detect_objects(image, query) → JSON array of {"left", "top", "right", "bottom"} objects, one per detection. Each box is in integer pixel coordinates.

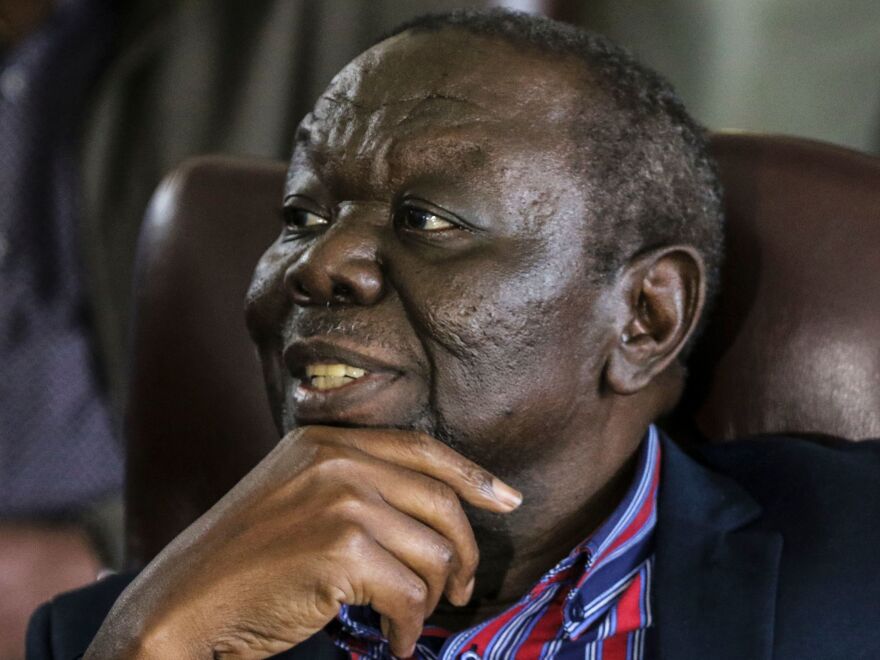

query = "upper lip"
[{"left": 283, "top": 338, "right": 403, "bottom": 381}]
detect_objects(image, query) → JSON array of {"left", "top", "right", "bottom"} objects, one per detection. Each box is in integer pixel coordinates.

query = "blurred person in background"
[{"left": 0, "top": 1, "right": 490, "bottom": 657}]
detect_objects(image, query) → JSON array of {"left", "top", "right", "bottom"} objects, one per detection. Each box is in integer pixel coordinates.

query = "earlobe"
[{"left": 605, "top": 246, "right": 705, "bottom": 395}]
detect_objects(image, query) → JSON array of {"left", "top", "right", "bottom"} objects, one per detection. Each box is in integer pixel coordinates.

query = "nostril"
[
  {"left": 331, "top": 282, "right": 353, "bottom": 303},
  {"left": 291, "top": 279, "right": 311, "bottom": 303}
]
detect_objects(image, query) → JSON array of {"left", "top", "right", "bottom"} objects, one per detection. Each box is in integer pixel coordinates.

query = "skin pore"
[{"left": 85, "top": 27, "right": 705, "bottom": 660}]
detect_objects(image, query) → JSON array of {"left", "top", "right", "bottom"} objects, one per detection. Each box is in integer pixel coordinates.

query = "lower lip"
[{"left": 291, "top": 371, "right": 407, "bottom": 424}]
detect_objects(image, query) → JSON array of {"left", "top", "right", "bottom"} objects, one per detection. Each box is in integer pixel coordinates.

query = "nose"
[{"left": 283, "top": 221, "right": 384, "bottom": 307}]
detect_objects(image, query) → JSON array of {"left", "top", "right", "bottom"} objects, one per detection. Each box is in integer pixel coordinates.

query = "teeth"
[
  {"left": 311, "top": 375, "right": 351, "bottom": 390},
  {"left": 305, "top": 363, "right": 368, "bottom": 390},
  {"left": 305, "top": 363, "right": 367, "bottom": 378}
]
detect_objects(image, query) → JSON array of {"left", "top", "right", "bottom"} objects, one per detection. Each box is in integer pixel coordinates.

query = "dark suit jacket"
[{"left": 27, "top": 435, "right": 880, "bottom": 659}]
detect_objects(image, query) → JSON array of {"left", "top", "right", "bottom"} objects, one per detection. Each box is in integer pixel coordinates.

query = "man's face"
[{"left": 246, "top": 30, "right": 617, "bottom": 481}]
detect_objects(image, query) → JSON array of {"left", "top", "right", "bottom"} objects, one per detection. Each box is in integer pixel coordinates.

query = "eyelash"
[
  {"left": 394, "top": 205, "right": 459, "bottom": 233},
  {"left": 280, "top": 206, "right": 327, "bottom": 239},
  {"left": 279, "top": 202, "right": 467, "bottom": 238}
]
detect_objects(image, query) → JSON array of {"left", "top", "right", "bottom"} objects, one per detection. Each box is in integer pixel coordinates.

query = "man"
[{"left": 27, "top": 9, "right": 880, "bottom": 660}]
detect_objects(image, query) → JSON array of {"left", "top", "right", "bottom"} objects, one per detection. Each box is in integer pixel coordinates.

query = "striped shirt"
[{"left": 332, "top": 425, "right": 661, "bottom": 659}]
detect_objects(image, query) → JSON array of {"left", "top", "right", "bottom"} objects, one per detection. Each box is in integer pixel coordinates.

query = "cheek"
[
  {"left": 259, "top": 346, "right": 288, "bottom": 431},
  {"left": 392, "top": 246, "right": 605, "bottom": 438},
  {"left": 397, "top": 248, "right": 543, "bottom": 357},
  {"left": 245, "top": 241, "right": 302, "bottom": 343},
  {"left": 398, "top": 235, "right": 589, "bottom": 361}
]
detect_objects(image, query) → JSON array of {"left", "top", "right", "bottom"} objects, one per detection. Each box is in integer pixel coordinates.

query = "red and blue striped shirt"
[{"left": 333, "top": 425, "right": 661, "bottom": 659}]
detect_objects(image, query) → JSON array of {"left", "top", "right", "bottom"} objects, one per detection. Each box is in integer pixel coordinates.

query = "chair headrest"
[{"left": 678, "top": 132, "right": 880, "bottom": 442}]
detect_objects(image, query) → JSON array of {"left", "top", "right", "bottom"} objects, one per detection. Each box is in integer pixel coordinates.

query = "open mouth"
[
  {"left": 303, "top": 363, "right": 369, "bottom": 390},
  {"left": 283, "top": 339, "right": 421, "bottom": 425}
]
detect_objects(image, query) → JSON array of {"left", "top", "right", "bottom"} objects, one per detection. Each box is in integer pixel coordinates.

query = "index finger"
[{"left": 313, "top": 427, "right": 523, "bottom": 512}]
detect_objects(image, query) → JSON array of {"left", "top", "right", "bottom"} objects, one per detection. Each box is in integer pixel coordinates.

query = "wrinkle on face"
[
  {"left": 258, "top": 28, "right": 613, "bottom": 476},
  {"left": 297, "top": 94, "right": 499, "bottom": 199},
  {"left": 318, "top": 91, "right": 498, "bottom": 119},
  {"left": 289, "top": 30, "right": 586, "bottom": 204}
]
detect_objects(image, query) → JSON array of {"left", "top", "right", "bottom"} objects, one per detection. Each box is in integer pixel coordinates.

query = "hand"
[{"left": 86, "top": 426, "right": 522, "bottom": 659}]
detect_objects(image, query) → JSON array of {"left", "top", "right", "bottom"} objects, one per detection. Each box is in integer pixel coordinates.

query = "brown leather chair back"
[
  {"left": 124, "top": 135, "right": 880, "bottom": 566},
  {"left": 679, "top": 134, "right": 880, "bottom": 442},
  {"left": 125, "top": 156, "right": 284, "bottom": 565}
]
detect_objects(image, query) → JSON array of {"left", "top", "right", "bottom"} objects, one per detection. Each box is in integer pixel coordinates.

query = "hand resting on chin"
[{"left": 84, "top": 426, "right": 522, "bottom": 659}]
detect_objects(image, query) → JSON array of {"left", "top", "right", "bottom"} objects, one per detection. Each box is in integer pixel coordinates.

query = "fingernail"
[{"left": 492, "top": 478, "right": 522, "bottom": 509}]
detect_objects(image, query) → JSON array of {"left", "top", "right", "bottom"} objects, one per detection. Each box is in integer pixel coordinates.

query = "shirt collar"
[{"left": 561, "top": 423, "right": 661, "bottom": 635}]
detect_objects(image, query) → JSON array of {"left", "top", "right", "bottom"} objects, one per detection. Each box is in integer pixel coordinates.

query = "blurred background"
[{"left": 1, "top": 0, "right": 878, "bottom": 657}]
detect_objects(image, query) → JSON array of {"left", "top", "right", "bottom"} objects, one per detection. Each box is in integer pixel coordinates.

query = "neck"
[
  {"left": 428, "top": 372, "right": 676, "bottom": 631},
  {"left": 429, "top": 424, "right": 644, "bottom": 631}
]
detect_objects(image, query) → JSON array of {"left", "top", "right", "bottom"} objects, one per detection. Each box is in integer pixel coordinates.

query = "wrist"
[
  {"left": 137, "top": 620, "right": 210, "bottom": 660},
  {"left": 84, "top": 604, "right": 210, "bottom": 660}
]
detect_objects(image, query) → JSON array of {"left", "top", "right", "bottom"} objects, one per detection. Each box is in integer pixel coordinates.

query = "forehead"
[
  {"left": 325, "top": 29, "right": 586, "bottom": 117},
  {"left": 290, "top": 30, "right": 593, "bottom": 193}
]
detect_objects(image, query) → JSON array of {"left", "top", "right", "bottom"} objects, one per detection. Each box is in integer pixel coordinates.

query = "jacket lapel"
[{"left": 655, "top": 436, "right": 783, "bottom": 660}]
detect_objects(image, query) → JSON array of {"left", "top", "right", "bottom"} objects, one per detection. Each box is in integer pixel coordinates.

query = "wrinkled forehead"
[
  {"left": 323, "top": 30, "right": 584, "bottom": 119},
  {"left": 291, "top": 29, "right": 593, "bottom": 189}
]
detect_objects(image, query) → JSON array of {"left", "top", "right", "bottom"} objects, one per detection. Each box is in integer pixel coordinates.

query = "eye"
[
  {"left": 281, "top": 206, "right": 328, "bottom": 233},
  {"left": 396, "top": 206, "right": 457, "bottom": 232}
]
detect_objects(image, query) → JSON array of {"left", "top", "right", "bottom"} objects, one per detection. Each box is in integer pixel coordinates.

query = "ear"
[{"left": 604, "top": 246, "right": 706, "bottom": 395}]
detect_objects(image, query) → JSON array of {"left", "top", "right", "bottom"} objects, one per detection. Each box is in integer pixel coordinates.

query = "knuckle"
[
  {"left": 312, "top": 440, "right": 344, "bottom": 463},
  {"left": 462, "top": 544, "right": 480, "bottom": 574},
  {"left": 312, "top": 446, "right": 357, "bottom": 476},
  {"left": 429, "top": 480, "right": 459, "bottom": 513},
  {"left": 327, "top": 489, "right": 367, "bottom": 521},
  {"left": 315, "top": 581, "right": 349, "bottom": 617},
  {"left": 400, "top": 578, "right": 429, "bottom": 608},
  {"left": 464, "top": 464, "right": 494, "bottom": 494},
  {"left": 401, "top": 431, "right": 432, "bottom": 460},
  {"left": 432, "top": 539, "right": 455, "bottom": 567},
  {"left": 334, "top": 520, "right": 370, "bottom": 555}
]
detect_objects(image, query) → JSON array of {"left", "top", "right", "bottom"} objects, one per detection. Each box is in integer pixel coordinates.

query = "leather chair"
[
  {"left": 125, "top": 156, "right": 283, "bottom": 566},
  {"left": 124, "top": 134, "right": 880, "bottom": 566}
]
